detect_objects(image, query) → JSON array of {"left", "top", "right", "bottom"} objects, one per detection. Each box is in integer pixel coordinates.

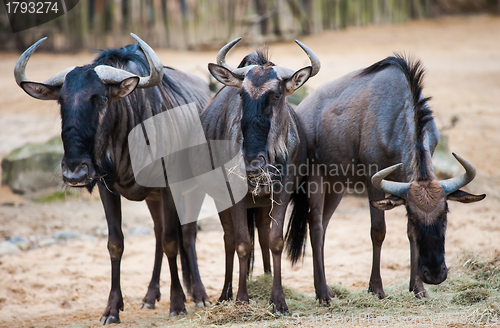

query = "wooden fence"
[{"left": 0, "top": 0, "right": 445, "bottom": 52}]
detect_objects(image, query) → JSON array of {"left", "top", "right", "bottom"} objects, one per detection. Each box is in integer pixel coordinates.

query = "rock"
[
  {"left": 0, "top": 241, "right": 20, "bottom": 256},
  {"left": 39, "top": 238, "right": 57, "bottom": 247},
  {"left": 1, "top": 136, "right": 64, "bottom": 194},
  {"left": 53, "top": 231, "right": 78, "bottom": 240},
  {"left": 432, "top": 134, "right": 461, "bottom": 180},
  {"left": 7, "top": 236, "right": 30, "bottom": 251}
]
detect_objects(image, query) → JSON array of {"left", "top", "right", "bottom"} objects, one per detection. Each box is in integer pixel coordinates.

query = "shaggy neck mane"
[{"left": 359, "top": 53, "right": 434, "bottom": 181}]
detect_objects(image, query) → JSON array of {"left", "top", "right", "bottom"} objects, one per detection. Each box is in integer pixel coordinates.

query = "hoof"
[
  {"left": 140, "top": 303, "right": 154, "bottom": 310},
  {"left": 196, "top": 300, "right": 212, "bottom": 308},
  {"left": 414, "top": 290, "right": 429, "bottom": 299},
  {"left": 100, "top": 315, "right": 120, "bottom": 325},
  {"left": 170, "top": 310, "right": 187, "bottom": 317}
]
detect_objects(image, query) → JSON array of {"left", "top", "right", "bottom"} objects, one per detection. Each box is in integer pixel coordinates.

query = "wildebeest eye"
[{"left": 91, "top": 95, "right": 108, "bottom": 107}]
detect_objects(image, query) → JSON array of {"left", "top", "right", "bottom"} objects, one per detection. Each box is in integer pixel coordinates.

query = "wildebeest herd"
[{"left": 14, "top": 34, "right": 485, "bottom": 324}]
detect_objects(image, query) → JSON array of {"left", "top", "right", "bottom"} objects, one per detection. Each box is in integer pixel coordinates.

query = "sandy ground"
[{"left": 0, "top": 14, "right": 499, "bottom": 327}]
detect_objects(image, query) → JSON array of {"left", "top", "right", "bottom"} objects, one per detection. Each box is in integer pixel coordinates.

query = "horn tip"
[{"left": 130, "top": 33, "right": 140, "bottom": 41}]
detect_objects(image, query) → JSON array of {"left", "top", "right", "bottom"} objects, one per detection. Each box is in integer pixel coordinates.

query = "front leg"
[
  {"left": 269, "top": 193, "right": 291, "bottom": 315},
  {"left": 218, "top": 208, "right": 235, "bottom": 302},
  {"left": 161, "top": 188, "right": 187, "bottom": 316},
  {"left": 367, "top": 183, "right": 386, "bottom": 299},
  {"left": 98, "top": 184, "right": 124, "bottom": 325},
  {"left": 408, "top": 223, "right": 428, "bottom": 298}
]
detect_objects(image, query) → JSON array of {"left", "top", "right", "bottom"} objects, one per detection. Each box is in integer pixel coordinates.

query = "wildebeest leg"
[
  {"left": 231, "top": 200, "right": 251, "bottom": 304},
  {"left": 306, "top": 175, "right": 329, "bottom": 304},
  {"left": 179, "top": 188, "right": 210, "bottom": 307},
  {"left": 98, "top": 184, "right": 124, "bottom": 325},
  {"left": 269, "top": 195, "right": 291, "bottom": 314},
  {"left": 256, "top": 207, "right": 271, "bottom": 274},
  {"left": 408, "top": 224, "right": 428, "bottom": 298},
  {"left": 320, "top": 189, "right": 345, "bottom": 300},
  {"left": 161, "top": 188, "right": 187, "bottom": 316},
  {"left": 218, "top": 208, "right": 235, "bottom": 302},
  {"left": 140, "top": 198, "right": 163, "bottom": 310},
  {"left": 367, "top": 182, "right": 386, "bottom": 299}
]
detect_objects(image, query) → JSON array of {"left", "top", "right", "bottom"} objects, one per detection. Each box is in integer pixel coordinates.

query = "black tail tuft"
[
  {"left": 178, "top": 221, "right": 192, "bottom": 295},
  {"left": 285, "top": 183, "right": 309, "bottom": 265}
]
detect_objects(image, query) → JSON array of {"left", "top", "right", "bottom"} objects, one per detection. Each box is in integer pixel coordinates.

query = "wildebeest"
[
  {"left": 14, "top": 34, "right": 211, "bottom": 323},
  {"left": 194, "top": 37, "right": 320, "bottom": 313},
  {"left": 288, "top": 54, "right": 485, "bottom": 303}
]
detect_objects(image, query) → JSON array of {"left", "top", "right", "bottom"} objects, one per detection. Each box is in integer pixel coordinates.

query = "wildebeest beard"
[{"left": 240, "top": 90, "right": 288, "bottom": 188}]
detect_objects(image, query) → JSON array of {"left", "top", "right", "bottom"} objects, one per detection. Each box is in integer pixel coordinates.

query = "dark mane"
[
  {"left": 237, "top": 46, "right": 274, "bottom": 68},
  {"left": 93, "top": 44, "right": 150, "bottom": 74},
  {"left": 360, "top": 54, "right": 433, "bottom": 179}
]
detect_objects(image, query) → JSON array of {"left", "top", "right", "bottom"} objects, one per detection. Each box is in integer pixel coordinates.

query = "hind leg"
[
  {"left": 367, "top": 182, "right": 387, "bottom": 299},
  {"left": 256, "top": 207, "right": 271, "bottom": 274},
  {"left": 180, "top": 189, "right": 211, "bottom": 307},
  {"left": 140, "top": 197, "right": 164, "bottom": 309},
  {"left": 306, "top": 175, "right": 330, "bottom": 304},
  {"left": 181, "top": 222, "right": 211, "bottom": 307},
  {"left": 320, "top": 189, "right": 345, "bottom": 300},
  {"left": 161, "top": 189, "right": 187, "bottom": 316}
]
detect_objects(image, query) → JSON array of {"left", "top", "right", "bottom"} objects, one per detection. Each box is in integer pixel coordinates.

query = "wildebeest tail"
[
  {"left": 285, "top": 182, "right": 309, "bottom": 265},
  {"left": 178, "top": 220, "right": 192, "bottom": 295}
]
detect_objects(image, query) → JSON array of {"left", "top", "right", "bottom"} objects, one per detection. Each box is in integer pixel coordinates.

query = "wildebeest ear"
[
  {"left": 447, "top": 189, "right": 486, "bottom": 203},
  {"left": 285, "top": 66, "right": 312, "bottom": 96},
  {"left": 371, "top": 195, "right": 405, "bottom": 211},
  {"left": 21, "top": 82, "right": 60, "bottom": 100},
  {"left": 109, "top": 76, "right": 139, "bottom": 102},
  {"left": 208, "top": 63, "right": 243, "bottom": 88}
]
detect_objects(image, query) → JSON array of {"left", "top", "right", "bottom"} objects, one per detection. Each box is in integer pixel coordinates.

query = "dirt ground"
[{"left": 0, "top": 14, "right": 499, "bottom": 328}]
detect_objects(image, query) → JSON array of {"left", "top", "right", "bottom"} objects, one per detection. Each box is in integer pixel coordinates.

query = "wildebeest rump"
[
  {"left": 288, "top": 54, "right": 485, "bottom": 303},
  {"left": 193, "top": 37, "right": 320, "bottom": 313},
  {"left": 14, "top": 34, "right": 211, "bottom": 323}
]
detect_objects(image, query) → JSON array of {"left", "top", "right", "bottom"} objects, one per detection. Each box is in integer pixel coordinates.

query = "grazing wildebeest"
[
  {"left": 196, "top": 37, "right": 319, "bottom": 313},
  {"left": 14, "top": 34, "right": 211, "bottom": 323},
  {"left": 287, "top": 54, "right": 485, "bottom": 303}
]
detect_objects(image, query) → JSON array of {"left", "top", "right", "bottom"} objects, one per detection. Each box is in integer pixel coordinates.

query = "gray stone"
[
  {"left": 1, "top": 136, "right": 64, "bottom": 194},
  {"left": 39, "top": 238, "right": 57, "bottom": 247},
  {"left": 7, "top": 236, "right": 30, "bottom": 250},
  {"left": 0, "top": 241, "right": 20, "bottom": 256},
  {"left": 54, "top": 231, "right": 78, "bottom": 240}
]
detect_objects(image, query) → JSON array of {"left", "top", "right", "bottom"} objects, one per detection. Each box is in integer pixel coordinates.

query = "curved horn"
[
  {"left": 95, "top": 33, "right": 163, "bottom": 88},
  {"left": 272, "top": 40, "right": 321, "bottom": 80},
  {"left": 295, "top": 40, "right": 320, "bottom": 77},
  {"left": 440, "top": 153, "right": 476, "bottom": 195},
  {"left": 216, "top": 37, "right": 242, "bottom": 71},
  {"left": 15, "top": 37, "right": 74, "bottom": 88},
  {"left": 371, "top": 163, "right": 409, "bottom": 199}
]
